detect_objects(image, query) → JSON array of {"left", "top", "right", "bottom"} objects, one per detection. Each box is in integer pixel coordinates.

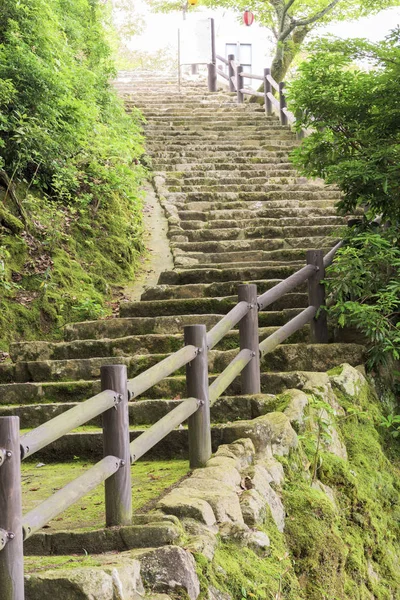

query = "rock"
[
  {"left": 183, "top": 519, "right": 218, "bottom": 559},
  {"left": 218, "top": 522, "right": 250, "bottom": 544},
  {"left": 205, "top": 456, "right": 240, "bottom": 472},
  {"left": 190, "top": 465, "right": 241, "bottom": 489},
  {"left": 221, "top": 413, "right": 298, "bottom": 456},
  {"left": 240, "top": 489, "right": 266, "bottom": 526},
  {"left": 174, "top": 483, "right": 244, "bottom": 524},
  {"left": 242, "top": 464, "right": 285, "bottom": 530},
  {"left": 329, "top": 363, "right": 368, "bottom": 398},
  {"left": 215, "top": 438, "right": 255, "bottom": 468},
  {"left": 247, "top": 530, "right": 271, "bottom": 551},
  {"left": 259, "top": 458, "right": 285, "bottom": 487},
  {"left": 138, "top": 546, "right": 200, "bottom": 600},
  {"left": 283, "top": 389, "right": 309, "bottom": 430},
  {"left": 25, "top": 564, "right": 144, "bottom": 600},
  {"left": 208, "top": 585, "right": 232, "bottom": 600},
  {"left": 158, "top": 495, "right": 216, "bottom": 527}
]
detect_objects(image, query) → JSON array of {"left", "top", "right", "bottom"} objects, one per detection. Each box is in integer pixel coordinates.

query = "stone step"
[
  {"left": 165, "top": 170, "right": 298, "bottom": 182},
  {"left": 165, "top": 176, "right": 313, "bottom": 186},
  {"left": 155, "top": 163, "right": 296, "bottom": 173},
  {"left": 0, "top": 370, "right": 314, "bottom": 405},
  {"left": 178, "top": 216, "right": 338, "bottom": 231},
  {"left": 10, "top": 325, "right": 310, "bottom": 363},
  {"left": 2, "top": 393, "right": 281, "bottom": 429},
  {"left": 171, "top": 248, "right": 328, "bottom": 267},
  {"left": 165, "top": 184, "right": 332, "bottom": 194},
  {"left": 153, "top": 157, "right": 299, "bottom": 167},
  {"left": 171, "top": 236, "right": 338, "bottom": 253},
  {"left": 119, "top": 295, "right": 306, "bottom": 319},
  {"left": 25, "top": 517, "right": 182, "bottom": 556},
  {"left": 177, "top": 209, "right": 340, "bottom": 224},
  {"left": 140, "top": 278, "right": 304, "bottom": 301},
  {"left": 180, "top": 225, "right": 342, "bottom": 242}
]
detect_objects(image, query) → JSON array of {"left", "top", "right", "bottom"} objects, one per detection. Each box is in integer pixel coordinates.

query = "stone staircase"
[{"left": 0, "top": 74, "right": 364, "bottom": 561}]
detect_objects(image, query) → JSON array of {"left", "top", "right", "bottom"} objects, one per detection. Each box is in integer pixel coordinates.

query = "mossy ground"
[
  {"left": 196, "top": 380, "right": 400, "bottom": 600},
  {"left": 21, "top": 459, "right": 189, "bottom": 532},
  {"left": 0, "top": 157, "right": 145, "bottom": 353}
]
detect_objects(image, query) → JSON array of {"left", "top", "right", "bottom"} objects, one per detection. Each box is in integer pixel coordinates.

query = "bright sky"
[{"left": 122, "top": 4, "right": 400, "bottom": 53}]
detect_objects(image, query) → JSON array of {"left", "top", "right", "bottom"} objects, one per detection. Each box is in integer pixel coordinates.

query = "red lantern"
[{"left": 243, "top": 9, "right": 255, "bottom": 26}]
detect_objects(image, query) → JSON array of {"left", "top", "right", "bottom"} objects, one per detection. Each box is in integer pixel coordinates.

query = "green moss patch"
[{"left": 21, "top": 459, "right": 189, "bottom": 532}]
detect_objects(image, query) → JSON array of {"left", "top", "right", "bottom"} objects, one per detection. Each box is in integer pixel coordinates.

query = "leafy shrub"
[
  {"left": 0, "top": 0, "right": 145, "bottom": 348},
  {"left": 325, "top": 226, "right": 400, "bottom": 368}
]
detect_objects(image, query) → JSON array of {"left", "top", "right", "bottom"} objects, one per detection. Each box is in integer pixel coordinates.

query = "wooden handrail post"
[
  {"left": 0, "top": 417, "right": 24, "bottom": 600},
  {"left": 207, "top": 18, "right": 217, "bottom": 92},
  {"left": 306, "top": 250, "right": 329, "bottom": 343},
  {"left": 279, "top": 81, "right": 288, "bottom": 126},
  {"left": 238, "top": 284, "right": 261, "bottom": 394},
  {"left": 264, "top": 68, "right": 273, "bottom": 116},
  {"left": 101, "top": 365, "right": 132, "bottom": 527},
  {"left": 236, "top": 66, "right": 244, "bottom": 104},
  {"left": 228, "top": 54, "right": 235, "bottom": 92},
  {"left": 184, "top": 325, "right": 212, "bottom": 468}
]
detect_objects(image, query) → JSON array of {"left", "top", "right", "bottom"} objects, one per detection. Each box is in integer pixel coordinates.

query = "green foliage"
[
  {"left": 288, "top": 31, "right": 400, "bottom": 222},
  {"left": 0, "top": 0, "right": 145, "bottom": 349},
  {"left": 324, "top": 226, "right": 400, "bottom": 368},
  {"left": 380, "top": 414, "right": 400, "bottom": 438}
]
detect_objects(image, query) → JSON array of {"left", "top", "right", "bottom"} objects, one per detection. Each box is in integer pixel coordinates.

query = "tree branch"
[{"left": 293, "top": 0, "right": 341, "bottom": 28}]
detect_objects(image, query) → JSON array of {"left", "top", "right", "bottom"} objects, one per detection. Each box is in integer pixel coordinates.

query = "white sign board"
[{"left": 179, "top": 19, "right": 213, "bottom": 65}]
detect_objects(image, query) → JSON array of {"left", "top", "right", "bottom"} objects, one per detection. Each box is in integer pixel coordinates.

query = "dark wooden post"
[
  {"left": 279, "top": 82, "right": 288, "bottom": 126},
  {"left": 228, "top": 54, "right": 235, "bottom": 92},
  {"left": 264, "top": 68, "right": 273, "bottom": 116},
  {"left": 101, "top": 365, "right": 132, "bottom": 527},
  {"left": 238, "top": 284, "right": 261, "bottom": 394},
  {"left": 0, "top": 417, "right": 25, "bottom": 600},
  {"left": 236, "top": 66, "right": 244, "bottom": 104},
  {"left": 306, "top": 250, "right": 329, "bottom": 343},
  {"left": 207, "top": 18, "right": 217, "bottom": 92},
  {"left": 184, "top": 325, "right": 212, "bottom": 468}
]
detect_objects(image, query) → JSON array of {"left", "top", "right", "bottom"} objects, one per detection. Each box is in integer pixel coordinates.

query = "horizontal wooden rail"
[
  {"left": 267, "top": 92, "right": 280, "bottom": 110},
  {"left": 217, "top": 69, "right": 229, "bottom": 81},
  {"left": 207, "top": 301, "right": 250, "bottom": 350},
  {"left": 216, "top": 54, "right": 228, "bottom": 65},
  {"left": 241, "top": 73, "right": 264, "bottom": 81},
  {"left": 127, "top": 344, "right": 198, "bottom": 398},
  {"left": 266, "top": 74, "right": 279, "bottom": 91},
  {"left": 20, "top": 390, "right": 119, "bottom": 460},
  {"left": 259, "top": 306, "right": 317, "bottom": 358},
  {"left": 130, "top": 397, "right": 201, "bottom": 463},
  {"left": 258, "top": 264, "right": 317, "bottom": 311},
  {"left": 241, "top": 88, "right": 265, "bottom": 98},
  {"left": 324, "top": 240, "right": 343, "bottom": 268},
  {"left": 282, "top": 107, "right": 296, "bottom": 123},
  {"left": 22, "top": 455, "right": 122, "bottom": 540},
  {"left": 209, "top": 349, "right": 253, "bottom": 406}
]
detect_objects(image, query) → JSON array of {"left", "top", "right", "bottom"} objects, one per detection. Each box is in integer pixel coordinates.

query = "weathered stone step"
[
  {"left": 10, "top": 325, "right": 310, "bottom": 363},
  {"left": 140, "top": 278, "right": 303, "bottom": 301},
  {"left": 166, "top": 176, "right": 311, "bottom": 187},
  {"left": 177, "top": 209, "right": 340, "bottom": 224},
  {"left": 166, "top": 184, "right": 332, "bottom": 194},
  {"left": 2, "top": 393, "right": 282, "bottom": 429},
  {"left": 165, "top": 171, "right": 298, "bottom": 183},
  {"left": 171, "top": 236, "right": 337, "bottom": 253},
  {"left": 172, "top": 191, "right": 341, "bottom": 202},
  {"left": 25, "top": 517, "right": 181, "bottom": 556},
  {"left": 119, "top": 294, "right": 306, "bottom": 319},
  {"left": 155, "top": 163, "right": 296, "bottom": 173},
  {"left": 181, "top": 225, "right": 341, "bottom": 242},
  {"left": 0, "top": 370, "right": 313, "bottom": 405},
  {"left": 179, "top": 216, "right": 338, "bottom": 232},
  {"left": 153, "top": 157, "right": 297, "bottom": 167},
  {"left": 0, "top": 342, "right": 363, "bottom": 384},
  {"left": 172, "top": 248, "right": 327, "bottom": 267}
]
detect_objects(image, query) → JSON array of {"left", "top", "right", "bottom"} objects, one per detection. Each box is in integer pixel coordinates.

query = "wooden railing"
[
  {"left": 213, "top": 54, "right": 299, "bottom": 130},
  {"left": 0, "top": 242, "right": 342, "bottom": 599}
]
